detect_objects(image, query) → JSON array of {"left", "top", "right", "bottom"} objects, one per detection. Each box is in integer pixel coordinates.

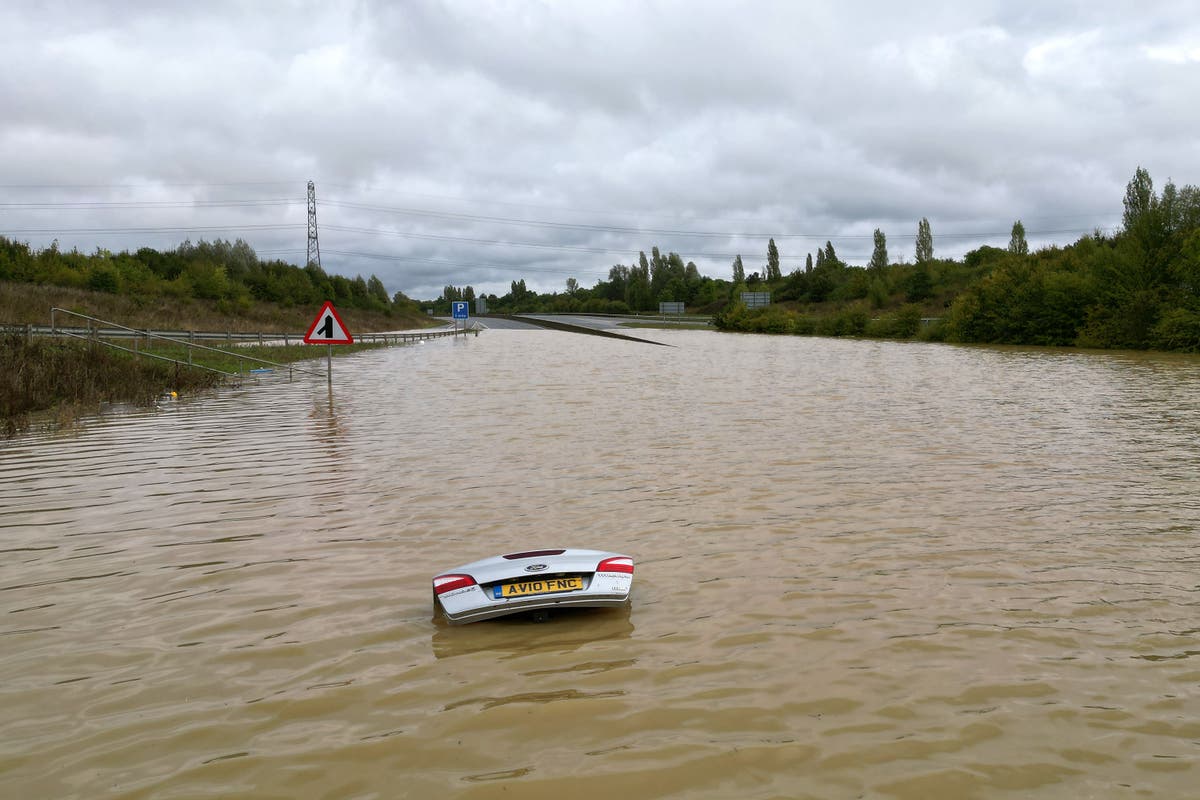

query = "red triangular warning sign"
[{"left": 304, "top": 301, "right": 354, "bottom": 344}]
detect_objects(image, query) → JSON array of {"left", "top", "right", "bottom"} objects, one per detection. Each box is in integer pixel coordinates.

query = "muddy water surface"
[{"left": 2, "top": 329, "right": 1199, "bottom": 799}]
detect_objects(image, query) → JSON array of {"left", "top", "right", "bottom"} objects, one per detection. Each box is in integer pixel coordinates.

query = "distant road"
[
  {"left": 454, "top": 314, "right": 709, "bottom": 331},
  {"left": 473, "top": 315, "right": 616, "bottom": 331}
]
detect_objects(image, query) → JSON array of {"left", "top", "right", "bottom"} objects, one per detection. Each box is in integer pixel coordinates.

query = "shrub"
[
  {"left": 817, "top": 306, "right": 869, "bottom": 336},
  {"left": 747, "top": 307, "right": 795, "bottom": 334},
  {"left": 1151, "top": 307, "right": 1200, "bottom": 352},
  {"left": 87, "top": 266, "right": 120, "bottom": 293}
]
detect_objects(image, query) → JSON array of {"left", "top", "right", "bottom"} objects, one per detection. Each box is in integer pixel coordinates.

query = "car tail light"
[
  {"left": 502, "top": 549, "right": 565, "bottom": 560},
  {"left": 433, "top": 574, "right": 477, "bottom": 594},
  {"left": 597, "top": 556, "right": 634, "bottom": 574}
]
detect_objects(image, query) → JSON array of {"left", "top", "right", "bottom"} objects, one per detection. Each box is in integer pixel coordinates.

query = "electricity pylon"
[{"left": 306, "top": 180, "right": 321, "bottom": 269}]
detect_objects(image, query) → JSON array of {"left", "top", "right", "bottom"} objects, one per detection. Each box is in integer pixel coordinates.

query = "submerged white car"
[{"left": 432, "top": 548, "right": 634, "bottom": 625}]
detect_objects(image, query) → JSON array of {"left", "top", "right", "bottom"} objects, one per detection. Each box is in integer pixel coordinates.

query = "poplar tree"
[
  {"left": 915, "top": 217, "right": 934, "bottom": 263},
  {"left": 1123, "top": 166, "right": 1154, "bottom": 231},
  {"left": 626, "top": 257, "right": 651, "bottom": 311},
  {"left": 805, "top": 253, "right": 813, "bottom": 272},
  {"left": 732, "top": 254, "right": 745, "bottom": 282},
  {"left": 869, "top": 229, "right": 889, "bottom": 271},
  {"left": 824, "top": 241, "right": 838, "bottom": 264},
  {"left": 1008, "top": 220, "right": 1029, "bottom": 255},
  {"left": 766, "top": 238, "right": 780, "bottom": 280}
]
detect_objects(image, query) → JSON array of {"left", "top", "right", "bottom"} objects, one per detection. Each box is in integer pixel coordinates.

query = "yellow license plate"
[{"left": 495, "top": 576, "right": 583, "bottom": 599}]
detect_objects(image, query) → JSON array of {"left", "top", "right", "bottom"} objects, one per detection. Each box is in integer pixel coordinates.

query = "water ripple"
[{"left": 2, "top": 332, "right": 1199, "bottom": 798}]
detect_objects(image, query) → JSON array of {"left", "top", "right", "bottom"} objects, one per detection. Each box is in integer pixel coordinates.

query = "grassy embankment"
[{"left": 1, "top": 282, "right": 438, "bottom": 437}]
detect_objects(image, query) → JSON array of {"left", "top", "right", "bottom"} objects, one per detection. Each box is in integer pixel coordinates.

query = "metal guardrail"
[
  {"left": 5, "top": 323, "right": 468, "bottom": 346},
  {"left": 5, "top": 316, "right": 472, "bottom": 345},
  {"left": 353, "top": 327, "right": 475, "bottom": 343},
  {"left": 1, "top": 311, "right": 477, "bottom": 393},
  {"left": 41, "top": 308, "right": 319, "bottom": 379},
  {"left": 3, "top": 312, "right": 474, "bottom": 380},
  {"left": 6, "top": 323, "right": 289, "bottom": 345}
]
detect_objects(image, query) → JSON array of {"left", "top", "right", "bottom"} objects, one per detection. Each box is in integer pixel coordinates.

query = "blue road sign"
[{"left": 452, "top": 301, "right": 469, "bottom": 320}]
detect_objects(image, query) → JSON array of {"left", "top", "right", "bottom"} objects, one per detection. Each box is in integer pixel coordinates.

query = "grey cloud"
[{"left": 2, "top": 1, "right": 1199, "bottom": 299}]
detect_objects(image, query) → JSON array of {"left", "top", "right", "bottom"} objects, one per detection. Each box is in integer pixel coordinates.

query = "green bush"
[
  {"left": 792, "top": 315, "right": 816, "bottom": 335},
  {"left": 817, "top": 306, "right": 869, "bottom": 336},
  {"left": 865, "top": 304, "right": 923, "bottom": 338},
  {"left": 87, "top": 266, "right": 120, "bottom": 293},
  {"left": 1150, "top": 307, "right": 1200, "bottom": 352},
  {"left": 713, "top": 301, "right": 749, "bottom": 330},
  {"left": 747, "top": 307, "right": 795, "bottom": 334}
]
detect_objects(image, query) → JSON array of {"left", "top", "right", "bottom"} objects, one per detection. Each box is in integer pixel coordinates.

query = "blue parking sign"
[{"left": 452, "top": 301, "right": 469, "bottom": 320}]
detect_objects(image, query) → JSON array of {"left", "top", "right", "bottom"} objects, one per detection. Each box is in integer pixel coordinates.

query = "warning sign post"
[
  {"left": 304, "top": 302, "right": 354, "bottom": 345},
  {"left": 304, "top": 301, "right": 354, "bottom": 388}
]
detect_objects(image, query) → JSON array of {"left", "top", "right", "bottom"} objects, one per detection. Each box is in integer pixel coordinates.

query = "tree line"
[
  {"left": 945, "top": 168, "right": 1200, "bottom": 349},
  {"left": 7, "top": 168, "right": 1196, "bottom": 352},
  {"left": 425, "top": 218, "right": 1032, "bottom": 321},
  {"left": 0, "top": 237, "right": 421, "bottom": 317},
  {"left": 433, "top": 167, "right": 1199, "bottom": 353},
  {"left": 426, "top": 246, "right": 734, "bottom": 315},
  {"left": 711, "top": 167, "right": 1199, "bottom": 352}
]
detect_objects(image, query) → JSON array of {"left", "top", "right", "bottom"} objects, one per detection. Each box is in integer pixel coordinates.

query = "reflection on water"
[
  {"left": 431, "top": 606, "right": 636, "bottom": 661},
  {"left": 2, "top": 330, "right": 1199, "bottom": 799}
]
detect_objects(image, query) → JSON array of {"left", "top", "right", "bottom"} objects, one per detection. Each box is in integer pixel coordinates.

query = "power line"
[
  {"left": 1, "top": 181, "right": 1119, "bottom": 274},
  {"left": 0, "top": 199, "right": 299, "bottom": 210},
  {"left": 0, "top": 183, "right": 1116, "bottom": 245},
  {"left": 318, "top": 248, "right": 610, "bottom": 278},
  {"left": 1, "top": 224, "right": 303, "bottom": 235},
  {"left": 325, "top": 199, "right": 815, "bottom": 240},
  {"left": 319, "top": 182, "right": 1122, "bottom": 229},
  {"left": 321, "top": 224, "right": 666, "bottom": 256},
  {"left": 322, "top": 198, "right": 1112, "bottom": 241},
  {"left": 0, "top": 182, "right": 1116, "bottom": 240},
  {"left": 0, "top": 180, "right": 300, "bottom": 189}
]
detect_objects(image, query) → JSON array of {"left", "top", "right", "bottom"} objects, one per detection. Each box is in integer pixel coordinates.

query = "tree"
[
  {"left": 915, "top": 217, "right": 934, "bottom": 264},
  {"left": 904, "top": 265, "right": 933, "bottom": 302},
  {"left": 626, "top": 256, "right": 652, "bottom": 311},
  {"left": 602, "top": 264, "right": 629, "bottom": 301},
  {"left": 565, "top": 277, "right": 578, "bottom": 295},
  {"left": 392, "top": 290, "right": 416, "bottom": 307},
  {"left": 1123, "top": 166, "right": 1155, "bottom": 231},
  {"left": 732, "top": 254, "right": 745, "bottom": 283},
  {"left": 1009, "top": 220, "right": 1029, "bottom": 256},
  {"left": 805, "top": 253, "right": 813, "bottom": 273},
  {"left": 766, "top": 239, "right": 780, "bottom": 281},
  {"left": 510, "top": 279, "right": 529, "bottom": 303},
  {"left": 367, "top": 275, "right": 390, "bottom": 305},
  {"left": 869, "top": 229, "right": 889, "bottom": 271},
  {"left": 868, "top": 276, "right": 889, "bottom": 308},
  {"left": 649, "top": 246, "right": 667, "bottom": 297},
  {"left": 816, "top": 248, "right": 826, "bottom": 268},
  {"left": 824, "top": 241, "right": 838, "bottom": 264}
]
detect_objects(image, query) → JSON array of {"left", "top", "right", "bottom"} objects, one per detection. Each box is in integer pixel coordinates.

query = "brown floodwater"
[{"left": 2, "top": 329, "right": 1199, "bottom": 799}]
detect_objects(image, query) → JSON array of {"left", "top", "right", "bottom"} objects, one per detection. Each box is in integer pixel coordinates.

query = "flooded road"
[{"left": 2, "top": 329, "right": 1199, "bottom": 798}]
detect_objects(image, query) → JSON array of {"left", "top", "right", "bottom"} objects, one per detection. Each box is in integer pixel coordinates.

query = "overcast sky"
[{"left": 2, "top": 1, "right": 1199, "bottom": 301}]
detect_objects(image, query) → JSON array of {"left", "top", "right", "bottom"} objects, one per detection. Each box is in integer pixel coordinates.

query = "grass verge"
[{"left": 0, "top": 334, "right": 388, "bottom": 438}]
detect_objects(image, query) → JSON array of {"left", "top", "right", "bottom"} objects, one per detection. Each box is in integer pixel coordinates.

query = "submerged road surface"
[{"left": 3, "top": 330, "right": 1199, "bottom": 798}]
